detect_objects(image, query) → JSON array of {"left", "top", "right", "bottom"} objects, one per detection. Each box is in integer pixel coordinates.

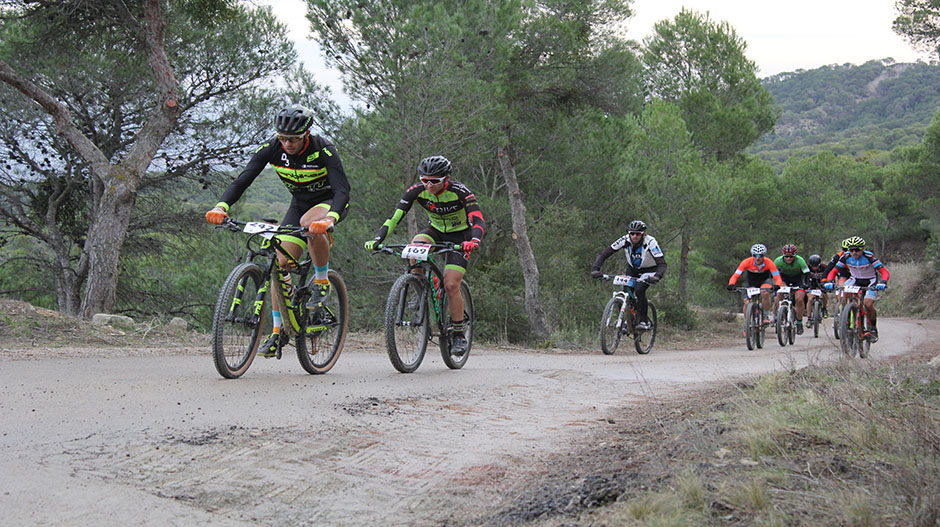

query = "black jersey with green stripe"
[
  {"left": 218, "top": 134, "right": 350, "bottom": 218},
  {"left": 374, "top": 180, "right": 485, "bottom": 242}
]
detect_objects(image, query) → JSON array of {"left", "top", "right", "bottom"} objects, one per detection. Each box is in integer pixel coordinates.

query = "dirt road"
[{"left": 1, "top": 318, "right": 937, "bottom": 526}]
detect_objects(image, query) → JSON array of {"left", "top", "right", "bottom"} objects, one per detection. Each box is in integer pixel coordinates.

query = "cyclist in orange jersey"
[{"left": 727, "top": 243, "right": 784, "bottom": 324}]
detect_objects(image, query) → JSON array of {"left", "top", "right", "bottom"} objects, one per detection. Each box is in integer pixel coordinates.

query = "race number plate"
[
  {"left": 402, "top": 243, "right": 431, "bottom": 261},
  {"left": 809, "top": 289, "right": 822, "bottom": 297},
  {"left": 746, "top": 287, "right": 762, "bottom": 298},
  {"left": 778, "top": 286, "right": 791, "bottom": 294},
  {"left": 843, "top": 285, "right": 861, "bottom": 294},
  {"left": 243, "top": 221, "right": 279, "bottom": 239},
  {"left": 613, "top": 275, "right": 634, "bottom": 287}
]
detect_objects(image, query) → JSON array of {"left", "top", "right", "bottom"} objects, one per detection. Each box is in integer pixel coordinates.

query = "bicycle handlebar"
[
  {"left": 600, "top": 274, "right": 652, "bottom": 285},
  {"left": 218, "top": 218, "right": 332, "bottom": 236},
  {"left": 370, "top": 242, "right": 463, "bottom": 257}
]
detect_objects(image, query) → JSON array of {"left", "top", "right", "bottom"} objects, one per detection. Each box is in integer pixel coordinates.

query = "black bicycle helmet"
[
  {"left": 274, "top": 104, "right": 314, "bottom": 135},
  {"left": 808, "top": 254, "right": 822, "bottom": 267},
  {"left": 628, "top": 220, "right": 647, "bottom": 232},
  {"left": 417, "top": 156, "right": 452, "bottom": 178}
]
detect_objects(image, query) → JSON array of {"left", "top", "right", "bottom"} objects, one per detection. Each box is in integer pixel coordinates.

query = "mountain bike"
[
  {"left": 210, "top": 218, "right": 348, "bottom": 378},
  {"left": 371, "top": 242, "right": 474, "bottom": 373},
  {"left": 730, "top": 286, "right": 774, "bottom": 350},
  {"left": 598, "top": 274, "right": 657, "bottom": 355},
  {"left": 806, "top": 287, "right": 824, "bottom": 338},
  {"left": 836, "top": 284, "right": 875, "bottom": 359},
  {"left": 774, "top": 286, "right": 798, "bottom": 347}
]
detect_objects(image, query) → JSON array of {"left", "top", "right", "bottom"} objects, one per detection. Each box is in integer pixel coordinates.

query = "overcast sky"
[{"left": 265, "top": 0, "right": 932, "bottom": 107}]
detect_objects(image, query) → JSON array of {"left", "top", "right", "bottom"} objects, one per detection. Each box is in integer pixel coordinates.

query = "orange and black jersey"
[
  {"left": 728, "top": 257, "right": 784, "bottom": 286},
  {"left": 218, "top": 134, "right": 350, "bottom": 220},
  {"left": 374, "top": 180, "right": 485, "bottom": 242}
]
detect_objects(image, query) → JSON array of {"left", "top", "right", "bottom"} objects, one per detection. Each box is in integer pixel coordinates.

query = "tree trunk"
[
  {"left": 679, "top": 230, "right": 690, "bottom": 303},
  {"left": 497, "top": 144, "right": 551, "bottom": 340},
  {"left": 79, "top": 178, "right": 137, "bottom": 318},
  {"left": 1, "top": 0, "right": 180, "bottom": 318}
]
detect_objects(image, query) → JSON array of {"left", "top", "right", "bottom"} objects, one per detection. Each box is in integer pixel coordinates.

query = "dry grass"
[{"left": 518, "top": 354, "right": 940, "bottom": 527}]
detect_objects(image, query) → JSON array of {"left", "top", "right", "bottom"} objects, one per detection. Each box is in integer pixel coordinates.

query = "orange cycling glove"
[
  {"left": 206, "top": 208, "right": 228, "bottom": 225},
  {"left": 308, "top": 219, "right": 334, "bottom": 235}
]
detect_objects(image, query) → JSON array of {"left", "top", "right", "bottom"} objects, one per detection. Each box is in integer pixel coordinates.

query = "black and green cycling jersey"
[
  {"left": 215, "top": 134, "right": 350, "bottom": 222},
  {"left": 373, "top": 180, "right": 485, "bottom": 242}
]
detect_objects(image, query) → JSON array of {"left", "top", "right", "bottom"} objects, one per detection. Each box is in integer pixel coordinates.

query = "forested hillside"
[{"left": 751, "top": 59, "right": 940, "bottom": 167}]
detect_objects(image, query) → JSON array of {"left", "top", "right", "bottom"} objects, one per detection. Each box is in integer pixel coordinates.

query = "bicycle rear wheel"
[
  {"left": 840, "top": 303, "right": 858, "bottom": 358},
  {"left": 296, "top": 270, "right": 349, "bottom": 374},
  {"left": 440, "top": 281, "right": 473, "bottom": 369},
  {"left": 385, "top": 274, "right": 429, "bottom": 373},
  {"left": 211, "top": 262, "right": 269, "bottom": 379},
  {"left": 600, "top": 296, "right": 625, "bottom": 354},
  {"left": 634, "top": 303, "right": 657, "bottom": 354}
]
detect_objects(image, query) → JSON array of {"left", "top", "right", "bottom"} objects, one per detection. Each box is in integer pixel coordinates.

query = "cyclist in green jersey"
[
  {"left": 364, "top": 156, "right": 485, "bottom": 357},
  {"left": 773, "top": 244, "right": 810, "bottom": 334}
]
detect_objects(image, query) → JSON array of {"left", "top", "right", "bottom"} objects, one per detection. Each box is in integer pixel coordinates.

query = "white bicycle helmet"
[{"left": 750, "top": 243, "right": 767, "bottom": 256}]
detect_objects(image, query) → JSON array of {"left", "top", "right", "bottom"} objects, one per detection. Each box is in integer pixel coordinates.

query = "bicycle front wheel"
[
  {"left": 296, "top": 270, "right": 349, "bottom": 374},
  {"left": 600, "top": 296, "right": 625, "bottom": 355},
  {"left": 776, "top": 305, "right": 788, "bottom": 347},
  {"left": 840, "top": 303, "right": 858, "bottom": 358},
  {"left": 634, "top": 303, "right": 657, "bottom": 355},
  {"left": 440, "top": 281, "right": 473, "bottom": 369},
  {"left": 385, "top": 274, "right": 429, "bottom": 373},
  {"left": 745, "top": 302, "right": 757, "bottom": 350},
  {"left": 858, "top": 309, "right": 871, "bottom": 359},
  {"left": 211, "top": 262, "right": 269, "bottom": 379},
  {"left": 812, "top": 298, "right": 822, "bottom": 338},
  {"left": 833, "top": 303, "right": 842, "bottom": 340}
]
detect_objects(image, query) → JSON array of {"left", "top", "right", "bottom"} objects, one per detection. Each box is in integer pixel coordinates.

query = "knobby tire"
[
  {"left": 600, "top": 296, "right": 625, "bottom": 355},
  {"left": 295, "top": 270, "right": 349, "bottom": 374},
  {"left": 211, "top": 262, "right": 268, "bottom": 379},
  {"left": 840, "top": 303, "right": 859, "bottom": 358},
  {"left": 634, "top": 303, "right": 657, "bottom": 355},
  {"left": 440, "top": 281, "right": 473, "bottom": 369},
  {"left": 385, "top": 274, "right": 429, "bottom": 373}
]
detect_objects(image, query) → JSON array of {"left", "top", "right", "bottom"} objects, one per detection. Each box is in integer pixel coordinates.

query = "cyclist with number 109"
[
  {"left": 365, "top": 156, "right": 484, "bottom": 357},
  {"left": 206, "top": 104, "right": 351, "bottom": 358}
]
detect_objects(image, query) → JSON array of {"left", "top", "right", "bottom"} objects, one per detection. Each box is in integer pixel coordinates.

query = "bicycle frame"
[
  {"left": 837, "top": 284, "right": 875, "bottom": 358},
  {"left": 731, "top": 286, "right": 774, "bottom": 350},
  {"left": 374, "top": 242, "right": 473, "bottom": 373},
  {"left": 603, "top": 274, "right": 641, "bottom": 336},
  {"left": 222, "top": 220, "right": 311, "bottom": 340}
]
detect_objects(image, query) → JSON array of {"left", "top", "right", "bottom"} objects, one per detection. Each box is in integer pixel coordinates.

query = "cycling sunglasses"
[
  {"left": 628, "top": 231, "right": 644, "bottom": 236},
  {"left": 848, "top": 247, "right": 864, "bottom": 252},
  {"left": 420, "top": 176, "right": 446, "bottom": 184},
  {"left": 277, "top": 134, "right": 305, "bottom": 143}
]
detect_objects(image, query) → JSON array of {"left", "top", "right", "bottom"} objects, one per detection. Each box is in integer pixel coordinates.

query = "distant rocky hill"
[{"left": 749, "top": 58, "right": 940, "bottom": 167}]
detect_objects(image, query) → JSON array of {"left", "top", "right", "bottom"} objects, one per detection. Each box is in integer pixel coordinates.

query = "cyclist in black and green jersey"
[
  {"left": 364, "top": 156, "right": 485, "bottom": 357},
  {"left": 773, "top": 243, "right": 810, "bottom": 334},
  {"left": 206, "top": 104, "right": 351, "bottom": 357}
]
